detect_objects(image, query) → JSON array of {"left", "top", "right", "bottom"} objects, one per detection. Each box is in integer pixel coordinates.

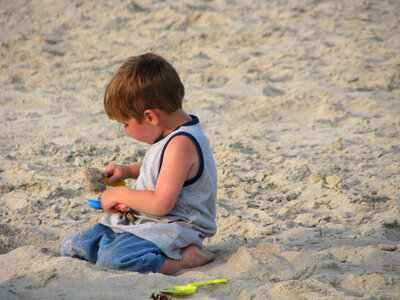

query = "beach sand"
[{"left": 1, "top": 0, "right": 400, "bottom": 299}]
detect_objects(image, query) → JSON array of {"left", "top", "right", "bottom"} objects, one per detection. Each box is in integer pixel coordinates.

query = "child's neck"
[{"left": 159, "top": 109, "right": 192, "bottom": 138}]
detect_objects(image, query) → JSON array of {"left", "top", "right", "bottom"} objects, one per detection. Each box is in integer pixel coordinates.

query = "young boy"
[{"left": 61, "top": 53, "right": 217, "bottom": 274}]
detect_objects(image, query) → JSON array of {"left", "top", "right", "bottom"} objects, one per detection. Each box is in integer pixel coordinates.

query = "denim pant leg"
[
  {"left": 96, "top": 232, "right": 166, "bottom": 274},
  {"left": 61, "top": 223, "right": 111, "bottom": 263}
]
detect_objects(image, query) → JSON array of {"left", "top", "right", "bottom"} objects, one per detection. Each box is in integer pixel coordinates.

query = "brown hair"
[{"left": 104, "top": 53, "right": 185, "bottom": 121}]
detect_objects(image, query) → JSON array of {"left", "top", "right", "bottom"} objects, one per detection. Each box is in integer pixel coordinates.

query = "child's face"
[{"left": 120, "top": 117, "right": 159, "bottom": 144}]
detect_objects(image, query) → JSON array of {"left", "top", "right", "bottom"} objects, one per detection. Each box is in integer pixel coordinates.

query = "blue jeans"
[{"left": 61, "top": 223, "right": 166, "bottom": 273}]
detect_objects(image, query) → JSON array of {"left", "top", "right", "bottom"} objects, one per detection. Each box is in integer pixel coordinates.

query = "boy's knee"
[
  {"left": 97, "top": 251, "right": 145, "bottom": 273},
  {"left": 60, "top": 234, "right": 87, "bottom": 259},
  {"left": 99, "top": 251, "right": 164, "bottom": 274},
  {"left": 60, "top": 236, "right": 74, "bottom": 256}
]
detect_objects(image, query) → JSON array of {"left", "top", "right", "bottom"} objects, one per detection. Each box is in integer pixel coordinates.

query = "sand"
[{"left": 1, "top": 0, "right": 400, "bottom": 299}]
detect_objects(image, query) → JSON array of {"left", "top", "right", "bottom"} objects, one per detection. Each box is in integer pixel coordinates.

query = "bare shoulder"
[
  {"left": 162, "top": 134, "right": 200, "bottom": 180},
  {"left": 165, "top": 134, "right": 198, "bottom": 156}
]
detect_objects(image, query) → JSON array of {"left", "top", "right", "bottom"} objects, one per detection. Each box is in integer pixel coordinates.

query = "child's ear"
[{"left": 143, "top": 109, "right": 159, "bottom": 125}]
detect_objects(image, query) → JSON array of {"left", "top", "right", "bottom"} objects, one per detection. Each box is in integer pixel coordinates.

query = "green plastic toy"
[{"left": 160, "top": 279, "right": 227, "bottom": 296}]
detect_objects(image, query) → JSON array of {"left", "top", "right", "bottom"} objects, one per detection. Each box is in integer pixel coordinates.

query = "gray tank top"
[{"left": 99, "top": 115, "right": 217, "bottom": 259}]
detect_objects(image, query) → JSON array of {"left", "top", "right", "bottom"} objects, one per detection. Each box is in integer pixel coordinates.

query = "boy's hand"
[
  {"left": 101, "top": 187, "right": 136, "bottom": 213},
  {"left": 104, "top": 164, "right": 127, "bottom": 184},
  {"left": 104, "top": 163, "right": 142, "bottom": 183},
  {"left": 101, "top": 188, "right": 120, "bottom": 213}
]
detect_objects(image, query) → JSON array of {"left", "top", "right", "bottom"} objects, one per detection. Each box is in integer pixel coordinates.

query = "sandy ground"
[{"left": 1, "top": 0, "right": 400, "bottom": 299}]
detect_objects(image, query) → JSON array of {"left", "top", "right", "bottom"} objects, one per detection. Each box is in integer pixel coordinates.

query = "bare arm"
[{"left": 101, "top": 135, "right": 199, "bottom": 215}]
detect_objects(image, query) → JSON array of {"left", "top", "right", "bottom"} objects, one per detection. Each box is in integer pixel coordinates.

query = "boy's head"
[{"left": 104, "top": 53, "right": 185, "bottom": 121}]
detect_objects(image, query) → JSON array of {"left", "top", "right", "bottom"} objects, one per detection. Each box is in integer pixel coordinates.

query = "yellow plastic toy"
[
  {"left": 160, "top": 279, "right": 227, "bottom": 296},
  {"left": 83, "top": 167, "right": 125, "bottom": 192}
]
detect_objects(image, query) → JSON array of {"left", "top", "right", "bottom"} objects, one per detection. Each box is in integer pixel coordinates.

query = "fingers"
[
  {"left": 101, "top": 190, "right": 118, "bottom": 212},
  {"left": 104, "top": 164, "right": 116, "bottom": 177},
  {"left": 104, "top": 164, "right": 122, "bottom": 184}
]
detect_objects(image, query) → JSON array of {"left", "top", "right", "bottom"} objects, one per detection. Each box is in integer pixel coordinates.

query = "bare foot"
[
  {"left": 181, "top": 245, "right": 216, "bottom": 269},
  {"left": 159, "top": 245, "right": 216, "bottom": 275}
]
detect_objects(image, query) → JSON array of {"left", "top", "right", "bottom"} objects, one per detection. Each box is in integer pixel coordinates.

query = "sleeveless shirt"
[{"left": 99, "top": 115, "right": 217, "bottom": 259}]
